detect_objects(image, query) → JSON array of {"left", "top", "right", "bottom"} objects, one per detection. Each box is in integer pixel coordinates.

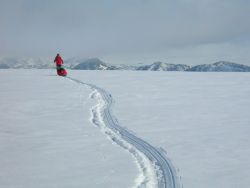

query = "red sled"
[{"left": 57, "top": 67, "right": 68, "bottom": 76}]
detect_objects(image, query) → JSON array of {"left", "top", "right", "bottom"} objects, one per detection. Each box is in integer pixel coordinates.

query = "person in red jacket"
[
  {"left": 54, "top": 53, "right": 67, "bottom": 76},
  {"left": 54, "top": 53, "right": 63, "bottom": 70}
]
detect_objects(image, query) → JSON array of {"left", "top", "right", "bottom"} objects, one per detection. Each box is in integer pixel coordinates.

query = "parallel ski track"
[{"left": 67, "top": 76, "right": 180, "bottom": 188}]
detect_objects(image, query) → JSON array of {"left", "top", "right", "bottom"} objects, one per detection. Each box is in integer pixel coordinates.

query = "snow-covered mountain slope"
[
  {"left": 188, "top": 61, "right": 250, "bottom": 72},
  {"left": 63, "top": 57, "right": 91, "bottom": 68},
  {"left": 0, "top": 57, "right": 53, "bottom": 69},
  {"left": 72, "top": 58, "right": 110, "bottom": 70},
  {"left": 70, "top": 58, "right": 138, "bottom": 70},
  {"left": 137, "top": 62, "right": 190, "bottom": 71},
  {"left": 0, "top": 57, "right": 87, "bottom": 69}
]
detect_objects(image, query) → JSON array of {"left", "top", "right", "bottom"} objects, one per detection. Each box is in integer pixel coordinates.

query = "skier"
[{"left": 54, "top": 53, "right": 67, "bottom": 76}]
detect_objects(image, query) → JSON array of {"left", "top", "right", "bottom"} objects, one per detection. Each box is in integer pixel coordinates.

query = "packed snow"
[
  {"left": 0, "top": 70, "right": 138, "bottom": 188},
  {"left": 1, "top": 69, "right": 250, "bottom": 188},
  {"left": 67, "top": 76, "right": 179, "bottom": 188}
]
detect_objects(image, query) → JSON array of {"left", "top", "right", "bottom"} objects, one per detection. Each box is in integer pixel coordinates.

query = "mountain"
[
  {"left": 63, "top": 57, "right": 91, "bottom": 69},
  {"left": 108, "top": 64, "right": 138, "bottom": 70},
  {"left": 0, "top": 57, "right": 86, "bottom": 69},
  {"left": 71, "top": 58, "right": 138, "bottom": 70},
  {"left": 188, "top": 61, "right": 250, "bottom": 72},
  {"left": 73, "top": 58, "right": 110, "bottom": 70},
  {"left": 0, "top": 63, "right": 10, "bottom": 69},
  {"left": 0, "top": 58, "right": 53, "bottom": 69},
  {"left": 1, "top": 57, "right": 250, "bottom": 72},
  {"left": 137, "top": 62, "right": 190, "bottom": 71}
]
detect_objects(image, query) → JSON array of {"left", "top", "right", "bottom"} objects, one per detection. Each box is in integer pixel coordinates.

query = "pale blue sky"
[{"left": 0, "top": 0, "right": 250, "bottom": 65}]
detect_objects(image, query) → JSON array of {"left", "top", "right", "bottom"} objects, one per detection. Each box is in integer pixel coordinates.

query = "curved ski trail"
[{"left": 67, "top": 77, "right": 180, "bottom": 188}]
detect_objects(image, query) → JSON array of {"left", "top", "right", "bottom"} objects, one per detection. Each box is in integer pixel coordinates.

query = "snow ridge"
[{"left": 67, "top": 76, "right": 180, "bottom": 188}]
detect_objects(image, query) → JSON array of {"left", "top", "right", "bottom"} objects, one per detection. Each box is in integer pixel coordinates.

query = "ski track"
[{"left": 66, "top": 76, "right": 180, "bottom": 188}]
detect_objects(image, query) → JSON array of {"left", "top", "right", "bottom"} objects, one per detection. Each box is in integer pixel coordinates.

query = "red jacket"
[{"left": 54, "top": 55, "right": 63, "bottom": 66}]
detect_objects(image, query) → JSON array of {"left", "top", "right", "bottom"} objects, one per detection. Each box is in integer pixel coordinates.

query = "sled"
[{"left": 57, "top": 67, "right": 68, "bottom": 76}]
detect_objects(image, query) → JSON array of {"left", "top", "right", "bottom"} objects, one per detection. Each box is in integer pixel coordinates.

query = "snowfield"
[
  {"left": 0, "top": 70, "right": 138, "bottom": 188},
  {"left": 1, "top": 69, "right": 250, "bottom": 188}
]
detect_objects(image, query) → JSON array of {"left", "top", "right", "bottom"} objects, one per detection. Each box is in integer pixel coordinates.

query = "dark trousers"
[{"left": 56, "top": 65, "right": 62, "bottom": 70}]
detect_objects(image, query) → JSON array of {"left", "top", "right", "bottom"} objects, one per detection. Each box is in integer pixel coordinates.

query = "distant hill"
[
  {"left": 187, "top": 61, "right": 250, "bottom": 72},
  {"left": 137, "top": 62, "right": 190, "bottom": 71},
  {"left": 73, "top": 58, "right": 109, "bottom": 70},
  {"left": 72, "top": 59, "right": 138, "bottom": 70},
  {"left": 1, "top": 57, "right": 250, "bottom": 72},
  {"left": 0, "top": 63, "right": 10, "bottom": 69},
  {"left": 63, "top": 57, "right": 93, "bottom": 69},
  {"left": 0, "top": 57, "right": 92, "bottom": 69},
  {"left": 0, "top": 58, "right": 53, "bottom": 69}
]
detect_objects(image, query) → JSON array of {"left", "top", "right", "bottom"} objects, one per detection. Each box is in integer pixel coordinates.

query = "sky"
[{"left": 0, "top": 0, "right": 250, "bottom": 65}]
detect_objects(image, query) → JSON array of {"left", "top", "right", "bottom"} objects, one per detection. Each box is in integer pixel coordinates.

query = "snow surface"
[
  {"left": 0, "top": 70, "right": 138, "bottom": 188},
  {"left": 1, "top": 69, "right": 250, "bottom": 188},
  {"left": 66, "top": 76, "right": 179, "bottom": 188},
  {"left": 71, "top": 71, "right": 250, "bottom": 188}
]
